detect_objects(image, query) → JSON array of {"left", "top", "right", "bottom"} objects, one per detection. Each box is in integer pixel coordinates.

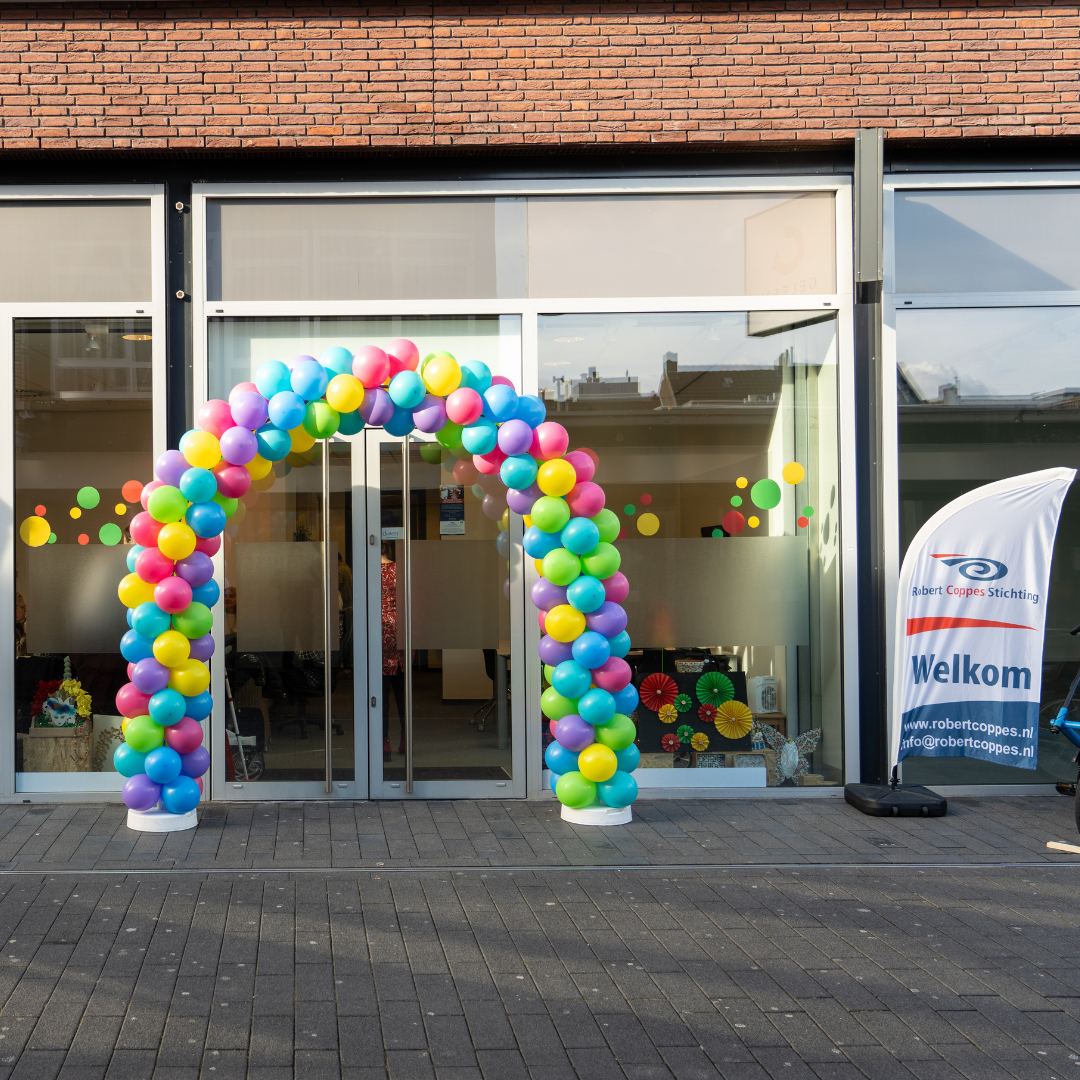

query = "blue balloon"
[
  {"left": 132, "top": 602, "right": 171, "bottom": 640},
  {"left": 458, "top": 360, "right": 492, "bottom": 394},
  {"left": 514, "top": 394, "right": 547, "bottom": 429},
  {"left": 149, "top": 688, "right": 186, "bottom": 726},
  {"left": 388, "top": 370, "right": 426, "bottom": 410},
  {"left": 614, "top": 743, "right": 640, "bottom": 773},
  {"left": 255, "top": 360, "right": 292, "bottom": 399},
  {"left": 184, "top": 690, "right": 213, "bottom": 721},
  {"left": 191, "top": 579, "right": 220, "bottom": 608},
  {"left": 186, "top": 501, "right": 227, "bottom": 539},
  {"left": 523, "top": 526, "right": 563, "bottom": 560},
  {"left": 599, "top": 770, "right": 638, "bottom": 808},
  {"left": 268, "top": 390, "right": 306, "bottom": 431},
  {"left": 126, "top": 544, "right": 146, "bottom": 574},
  {"left": 572, "top": 630, "right": 610, "bottom": 670},
  {"left": 607, "top": 630, "right": 632, "bottom": 659},
  {"left": 545, "top": 741, "right": 579, "bottom": 776},
  {"left": 126, "top": 607, "right": 135, "bottom": 628},
  {"left": 320, "top": 346, "right": 354, "bottom": 378},
  {"left": 566, "top": 575, "right": 606, "bottom": 614},
  {"left": 337, "top": 410, "right": 364, "bottom": 436},
  {"left": 579, "top": 688, "right": 616, "bottom": 726},
  {"left": 500, "top": 454, "right": 538, "bottom": 491},
  {"left": 160, "top": 775, "right": 201, "bottom": 815},
  {"left": 179, "top": 467, "right": 217, "bottom": 504},
  {"left": 144, "top": 746, "right": 183, "bottom": 785},
  {"left": 552, "top": 660, "right": 591, "bottom": 700},
  {"left": 561, "top": 517, "right": 600, "bottom": 556},
  {"left": 291, "top": 359, "right": 330, "bottom": 402},
  {"left": 384, "top": 406, "right": 415, "bottom": 437},
  {"left": 256, "top": 424, "right": 292, "bottom": 462},
  {"left": 180, "top": 745, "right": 210, "bottom": 779},
  {"left": 482, "top": 384, "right": 519, "bottom": 423},
  {"left": 612, "top": 682, "right": 639, "bottom": 716},
  {"left": 461, "top": 418, "right": 497, "bottom": 455},
  {"left": 120, "top": 628, "right": 155, "bottom": 664},
  {"left": 113, "top": 743, "right": 148, "bottom": 778}
]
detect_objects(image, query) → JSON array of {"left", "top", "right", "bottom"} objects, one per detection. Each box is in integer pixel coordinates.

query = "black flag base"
[{"left": 844, "top": 782, "right": 948, "bottom": 817}]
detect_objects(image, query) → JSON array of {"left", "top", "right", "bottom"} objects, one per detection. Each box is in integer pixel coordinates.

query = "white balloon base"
[
  {"left": 127, "top": 807, "right": 198, "bottom": 833},
  {"left": 560, "top": 803, "right": 632, "bottom": 827}
]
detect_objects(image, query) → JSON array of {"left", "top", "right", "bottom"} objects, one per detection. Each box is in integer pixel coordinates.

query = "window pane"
[
  {"left": 0, "top": 202, "right": 152, "bottom": 302},
  {"left": 528, "top": 193, "right": 836, "bottom": 298},
  {"left": 897, "top": 307, "right": 1080, "bottom": 785},
  {"left": 894, "top": 189, "right": 1080, "bottom": 293},
  {"left": 539, "top": 311, "right": 842, "bottom": 787},
  {"left": 14, "top": 318, "right": 154, "bottom": 784}
]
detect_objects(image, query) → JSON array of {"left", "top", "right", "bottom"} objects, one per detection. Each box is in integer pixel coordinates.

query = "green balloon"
[
  {"left": 751, "top": 478, "right": 781, "bottom": 511},
  {"left": 581, "top": 542, "right": 621, "bottom": 579},
  {"left": 591, "top": 508, "right": 620, "bottom": 544},
  {"left": 532, "top": 495, "right": 571, "bottom": 533},
  {"left": 436, "top": 421, "right": 464, "bottom": 452},
  {"left": 173, "top": 601, "right": 213, "bottom": 639},
  {"left": 541, "top": 686, "right": 578, "bottom": 721},
  {"left": 303, "top": 400, "right": 340, "bottom": 440},
  {"left": 125, "top": 714, "right": 164, "bottom": 754},
  {"left": 593, "top": 713, "right": 636, "bottom": 752},
  {"left": 419, "top": 444, "right": 445, "bottom": 465},
  {"left": 213, "top": 492, "right": 238, "bottom": 518},
  {"left": 147, "top": 485, "right": 188, "bottom": 524},
  {"left": 543, "top": 664, "right": 557, "bottom": 687},
  {"left": 556, "top": 771, "right": 597, "bottom": 809},
  {"left": 542, "top": 548, "right": 582, "bottom": 587}
]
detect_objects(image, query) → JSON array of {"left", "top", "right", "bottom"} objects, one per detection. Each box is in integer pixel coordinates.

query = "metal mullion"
[
  {"left": 0, "top": 315, "right": 13, "bottom": 800},
  {"left": 0, "top": 303, "right": 154, "bottom": 318},
  {"left": 323, "top": 440, "right": 333, "bottom": 795},
  {"left": 892, "top": 293, "right": 1080, "bottom": 309},
  {"left": 885, "top": 171, "right": 1080, "bottom": 191},
  {"left": 0, "top": 184, "right": 163, "bottom": 201},
  {"left": 402, "top": 439, "right": 413, "bottom": 794}
]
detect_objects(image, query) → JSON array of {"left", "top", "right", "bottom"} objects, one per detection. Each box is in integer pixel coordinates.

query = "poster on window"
[
  {"left": 440, "top": 484, "right": 465, "bottom": 535},
  {"left": 891, "top": 468, "right": 1074, "bottom": 772}
]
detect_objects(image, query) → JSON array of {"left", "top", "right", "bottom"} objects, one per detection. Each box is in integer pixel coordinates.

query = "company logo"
[{"left": 931, "top": 553, "right": 1008, "bottom": 581}]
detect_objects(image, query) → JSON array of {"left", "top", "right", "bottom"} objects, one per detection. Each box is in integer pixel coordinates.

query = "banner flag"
[{"left": 891, "top": 468, "right": 1075, "bottom": 772}]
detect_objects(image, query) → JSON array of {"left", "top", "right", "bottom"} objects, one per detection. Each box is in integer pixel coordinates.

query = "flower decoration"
[
  {"left": 714, "top": 700, "right": 754, "bottom": 740},
  {"left": 698, "top": 703, "right": 717, "bottom": 724},
  {"left": 677, "top": 724, "right": 695, "bottom": 742},
  {"left": 690, "top": 732, "right": 710, "bottom": 751},
  {"left": 658, "top": 703, "right": 678, "bottom": 724},
  {"left": 673, "top": 693, "right": 693, "bottom": 714},
  {"left": 661, "top": 732, "right": 681, "bottom": 752},
  {"left": 696, "top": 671, "right": 734, "bottom": 707},
  {"left": 640, "top": 672, "right": 678, "bottom": 712}
]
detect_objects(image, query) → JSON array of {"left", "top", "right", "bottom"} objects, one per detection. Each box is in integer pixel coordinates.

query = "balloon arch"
[{"left": 114, "top": 340, "right": 639, "bottom": 830}]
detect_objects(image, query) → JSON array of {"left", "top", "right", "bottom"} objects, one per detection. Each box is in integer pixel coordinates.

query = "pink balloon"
[
  {"left": 155, "top": 576, "right": 194, "bottom": 615},
  {"left": 126, "top": 661, "right": 135, "bottom": 683},
  {"left": 566, "top": 481, "right": 605, "bottom": 518},
  {"left": 564, "top": 450, "right": 596, "bottom": 484},
  {"left": 228, "top": 382, "right": 259, "bottom": 405},
  {"left": 136, "top": 546, "right": 175, "bottom": 584},
  {"left": 491, "top": 375, "right": 515, "bottom": 389},
  {"left": 482, "top": 493, "right": 507, "bottom": 521},
  {"left": 130, "top": 511, "right": 164, "bottom": 548},
  {"left": 194, "top": 534, "right": 221, "bottom": 557},
  {"left": 453, "top": 459, "right": 480, "bottom": 486},
  {"left": 197, "top": 399, "right": 236, "bottom": 438},
  {"left": 219, "top": 426, "right": 258, "bottom": 466},
  {"left": 387, "top": 338, "right": 420, "bottom": 372},
  {"left": 473, "top": 448, "right": 506, "bottom": 476},
  {"left": 353, "top": 346, "right": 391, "bottom": 389},
  {"left": 116, "top": 682, "right": 151, "bottom": 719},
  {"left": 140, "top": 479, "right": 163, "bottom": 511},
  {"left": 603, "top": 570, "right": 629, "bottom": 604},
  {"left": 446, "top": 388, "right": 483, "bottom": 426},
  {"left": 534, "top": 422, "right": 569, "bottom": 461},
  {"left": 164, "top": 716, "right": 204, "bottom": 755},
  {"left": 538, "top": 609, "right": 547, "bottom": 632},
  {"left": 213, "top": 462, "right": 252, "bottom": 499},
  {"left": 592, "top": 656, "right": 632, "bottom": 693}
]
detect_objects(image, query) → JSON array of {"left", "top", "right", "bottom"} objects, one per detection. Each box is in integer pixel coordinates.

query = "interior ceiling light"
[{"left": 122, "top": 334, "right": 152, "bottom": 341}]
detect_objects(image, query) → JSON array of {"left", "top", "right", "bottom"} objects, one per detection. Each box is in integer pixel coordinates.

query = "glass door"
[{"left": 366, "top": 430, "right": 525, "bottom": 798}]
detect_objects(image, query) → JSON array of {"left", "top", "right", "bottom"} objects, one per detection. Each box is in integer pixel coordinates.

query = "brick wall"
[{"left": 0, "top": 2, "right": 1077, "bottom": 150}]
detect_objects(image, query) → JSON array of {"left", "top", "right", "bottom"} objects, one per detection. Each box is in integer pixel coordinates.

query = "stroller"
[{"left": 225, "top": 676, "right": 264, "bottom": 781}]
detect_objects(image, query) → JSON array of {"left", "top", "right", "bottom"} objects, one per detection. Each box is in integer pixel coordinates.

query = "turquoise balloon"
[
  {"left": 256, "top": 424, "right": 292, "bottom": 462},
  {"left": 255, "top": 360, "right": 292, "bottom": 399},
  {"left": 579, "top": 688, "right": 616, "bottom": 726},
  {"left": 132, "top": 602, "right": 171, "bottom": 640},
  {"left": 614, "top": 744, "right": 640, "bottom": 773},
  {"left": 337, "top": 410, "right": 364, "bottom": 436},
  {"left": 608, "top": 630, "right": 632, "bottom": 659},
  {"left": 461, "top": 418, "right": 497, "bottom": 455},
  {"left": 179, "top": 467, "right": 216, "bottom": 504},
  {"left": 458, "top": 360, "right": 492, "bottom": 394},
  {"left": 388, "top": 370, "right": 426, "bottom": 410},
  {"left": 320, "top": 346, "right": 354, "bottom": 377},
  {"left": 561, "top": 517, "right": 600, "bottom": 556},
  {"left": 598, "top": 770, "right": 638, "bottom": 808},
  {"left": 126, "top": 545, "right": 146, "bottom": 574},
  {"left": 545, "top": 742, "right": 579, "bottom": 776},
  {"left": 113, "top": 743, "right": 148, "bottom": 778},
  {"left": 551, "top": 660, "right": 591, "bottom": 700},
  {"left": 566, "top": 575, "right": 605, "bottom": 614}
]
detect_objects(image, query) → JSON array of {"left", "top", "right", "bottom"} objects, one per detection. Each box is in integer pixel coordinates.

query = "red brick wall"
[{"left": 0, "top": 2, "right": 1077, "bottom": 150}]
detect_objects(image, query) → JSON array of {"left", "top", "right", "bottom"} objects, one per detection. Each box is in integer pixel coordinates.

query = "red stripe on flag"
[{"left": 906, "top": 617, "right": 1037, "bottom": 636}]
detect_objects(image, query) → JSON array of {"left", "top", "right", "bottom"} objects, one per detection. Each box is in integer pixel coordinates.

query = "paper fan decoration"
[
  {"left": 658, "top": 703, "right": 678, "bottom": 724},
  {"left": 677, "top": 724, "right": 695, "bottom": 742},
  {"left": 690, "top": 732, "right": 709, "bottom": 752},
  {"left": 714, "top": 700, "right": 754, "bottom": 740},
  {"left": 696, "top": 672, "right": 734, "bottom": 707},
  {"left": 698, "top": 703, "right": 717, "bottom": 724},
  {"left": 640, "top": 672, "right": 678, "bottom": 712},
  {"left": 673, "top": 693, "right": 693, "bottom": 713},
  {"left": 661, "top": 732, "right": 681, "bottom": 752}
]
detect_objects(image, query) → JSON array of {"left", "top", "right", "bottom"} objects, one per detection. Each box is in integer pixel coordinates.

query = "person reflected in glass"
[
  {"left": 381, "top": 542, "right": 405, "bottom": 761},
  {"left": 15, "top": 592, "right": 26, "bottom": 658}
]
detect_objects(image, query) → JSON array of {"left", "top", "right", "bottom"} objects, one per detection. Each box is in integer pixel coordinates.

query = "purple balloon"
[
  {"left": 553, "top": 713, "right": 595, "bottom": 752},
  {"left": 155, "top": 449, "right": 188, "bottom": 487},
  {"left": 179, "top": 745, "right": 210, "bottom": 779},
  {"left": 412, "top": 394, "right": 448, "bottom": 434},
  {"left": 585, "top": 601, "right": 628, "bottom": 639},
  {"left": 174, "top": 551, "right": 214, "bottom": 588},
  {"left": 230, "top": 390, "right": 269, "bottom": 430},
  {"left": 506, "top": 483, "right": 542, "bottom": 515},
  {"left": 530, "top": 578, "right": 567, "bottom": 611},
  {"left": 359, "top": 387, "right": 394, "bottom": 426},
  {"left": 187, "top": 632, "right": 215, "bottom": 663},
  {"left": 497, "top": 418, "right": 533, "bottom": 457},
  {"left": 219, "top": 426, "right": 258, "bottom": 466},
  {"left": 538, "top": 634, "right": 574, "bottom": 666},
  {"left": 288, "top": 354, "right": 317, "bottom": 370},
  {"left": 132, "top": 657, "right": 170, "bottom": 695},
  {"left": 122, "top": 773, "right": 162, "bottom": 811}
]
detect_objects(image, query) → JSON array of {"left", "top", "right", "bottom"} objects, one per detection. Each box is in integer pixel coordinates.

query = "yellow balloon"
[
  {"left": 545, "top": 604, "right": 586, "bottom": 643},
  {"left": 577, "top": 743, "right": 617, "bottom": 783},
  {"left": 326, "top": 374, "right": 364, "bottom": 413},
  {"left": 501, "top": 509, "right": 510, "bottom": 531},
  {"left": 290, "top": 426, "right": 316, "bottom": 453},
  {"left": 537, "top": 459, "right": 577, "bottom": 497},
  {"left": 246, "top": 454, "right": 272, "bottom": 481},
  {"left": 179, "top": 430, "right": 221, "bottom": 470},
  {"left": 169, "top": 658, "right": 210, "bottom": 697},
  {"left": 158, "top": 521, "right": 197, "bottom": 561},
  {"left": 153, "top": 629, "right": 191, "bottom": 668},
  {"left": 118, "top": 572, "right": 156, "bottom": 608},
  {"left": 534, "top": 559, "right": 544, "bottom": 577},
  {"left": 423, "top": 354, "right": 462, "bottom": 397},
  {"left": 122, "top": 716, "right": 130, "bottom": 736},
  {"left": 523, "top": 514, "right": 533, "bottom": 529}
]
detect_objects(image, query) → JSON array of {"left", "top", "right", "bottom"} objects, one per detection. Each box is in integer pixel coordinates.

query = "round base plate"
[
  {"left": 560, "top": 803, "right": 632, "bottom": 827},
  {"left": 127, "top": 807, "right": 198, "bottom": 833}
]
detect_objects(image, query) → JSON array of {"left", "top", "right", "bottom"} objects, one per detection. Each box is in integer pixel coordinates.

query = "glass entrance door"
[{"left": 366, "top": 430, "right": 525, "bottom": 798}]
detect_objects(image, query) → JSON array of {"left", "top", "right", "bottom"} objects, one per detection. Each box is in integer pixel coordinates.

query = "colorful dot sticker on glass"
[
  {"left": 803, "top": 506, "right": 814, "bottom": 517},
  {"left": 721, "top": 511, "right": 745, "bottom": 535},
  {"left": 114, "top": 503, "right": 127, "bottom": 515},
  {"left": 730, "top": 495, "right": 742, "bottom": 507},
  {"left": 69, "top": 508, "right": 82, "bottom": 519},
  {"left": 747, "top": 516, "right": 760, "bottom": 528},
  {"left": 624, "top": 504, "right": 635, "bottom": 515},
  {"left": 618, "top": 528, "right": 628, "bottom": 540},
  {"left": 47, "top": 533, "right": 56, "bottom": 544},
  {"left": 711, "top": 528, "right": 722, "bottom": 538},
  {"left": 76, "top": 486, "right": 100, "bottom": 510},
  {"left": 99, "top": 523, "right": 123, "bottom": 546},
  {"left": 781, "top": 461, "right": 806, "bottom": 485},
  {"left": 798, "top": 516, "right": 810, "bottom": 529},
  {"left": 637, "top": 512, "right": 659, "bottom": 536},
  {"left": 736, "top": 477, "right": 748, "bottom": 489},
  {"left": 77, "top": 534, "right": 90, "bottom": 546},
  {"left": 750, "top": 479, "right": 781, "bottom": 511},
  {"left": 640, "top": 494, "right": 652, "bottom": 505},
  {"left": 121, "top": 480, "right": 143, "bottom": 503},
  {"left": 34, "top": 505, "right": 46, "bottom": 517},
  {"left": 19, "top": 516, "right": 50, "bottom": 547}
]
